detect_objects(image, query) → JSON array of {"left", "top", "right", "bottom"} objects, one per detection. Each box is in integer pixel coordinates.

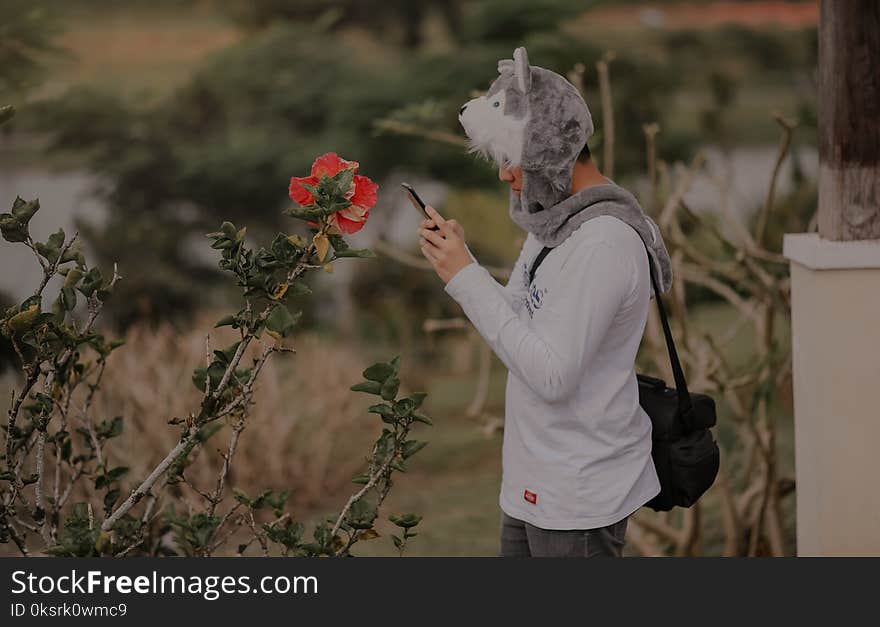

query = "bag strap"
[
  {"left": 527, "top": 238, "right": 695, "bottom": 428},
  {"left": 643, "top": 251, "right": 695, "bottom": 426},
  {"left": 528, "top": 246, "right": 553, "bottom": 285}
]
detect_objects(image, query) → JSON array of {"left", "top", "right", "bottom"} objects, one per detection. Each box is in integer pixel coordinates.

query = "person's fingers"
[
  {"left": 425, "top": 205, "right": 445, "bottom": 225},
  {"left": 425, "top": 205, "right": 455, "bottom": 237},
  {"left": 420, "top": 218, "right": 437, "bottom": 230},
  {"left": 420, "top": 228, "right": 448, "bottom": 249},
  {"left": 420, "top": 243, "right": 440, "bottom": 265},
  {"left": 446, "top": 219, "right": 464, "bottom": 237}
]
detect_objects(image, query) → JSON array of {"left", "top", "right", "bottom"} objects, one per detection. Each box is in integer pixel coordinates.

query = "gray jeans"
[{"left": 499, "top": 511, "right": 629, "bottom": 557}]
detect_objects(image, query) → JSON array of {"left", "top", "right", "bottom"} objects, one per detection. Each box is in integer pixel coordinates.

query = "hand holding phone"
[{"left": 401, "top": 182, "right": 439, "bottom": 230}]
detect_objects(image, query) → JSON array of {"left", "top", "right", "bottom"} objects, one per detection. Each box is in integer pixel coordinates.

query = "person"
[{"left": 417, "top": 47, "right": 674, "bottom": 557}]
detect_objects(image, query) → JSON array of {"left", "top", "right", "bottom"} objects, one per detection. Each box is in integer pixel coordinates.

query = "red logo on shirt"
[{"left": 523, "top": 490, "right": 537, "bottom": 505}]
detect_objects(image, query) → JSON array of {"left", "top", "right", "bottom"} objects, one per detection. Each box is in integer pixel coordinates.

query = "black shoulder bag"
[{"left": 528, "top": 241, "right": 720, "bottom": 511}]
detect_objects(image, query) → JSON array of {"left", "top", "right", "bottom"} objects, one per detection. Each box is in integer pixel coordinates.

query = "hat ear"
[
  {"left": 513, "top": 47, "right": 531, "bottom": 93},
  {"left": 497, "top": 59, "right": 513, "bottom": 74}
]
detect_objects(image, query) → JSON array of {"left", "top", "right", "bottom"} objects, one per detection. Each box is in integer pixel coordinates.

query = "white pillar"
[{"left": 783, "top": 233, "right": 880, "bottom": 556}]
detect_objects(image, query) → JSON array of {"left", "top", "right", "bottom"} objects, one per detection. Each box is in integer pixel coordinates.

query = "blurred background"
[{"left": 0, "top": 0, "right": 818, "bottom": 555}]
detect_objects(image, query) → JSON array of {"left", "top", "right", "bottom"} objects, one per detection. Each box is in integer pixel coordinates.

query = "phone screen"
[{"left": 401, "top": 182, "right": 439, "bottom": 229}]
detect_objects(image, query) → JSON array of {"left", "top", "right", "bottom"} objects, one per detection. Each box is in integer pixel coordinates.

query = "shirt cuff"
[{"left": 443, "top": 262, "right": 487, "bottom": 301}]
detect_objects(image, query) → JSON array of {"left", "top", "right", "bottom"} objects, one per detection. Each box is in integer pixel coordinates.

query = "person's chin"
[{"left": 513, "top": 189, "right": 521, "bottom": 196}]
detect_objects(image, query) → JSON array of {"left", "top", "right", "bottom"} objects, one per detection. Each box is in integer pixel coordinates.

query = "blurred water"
[
  {"left": 0, "top": 145, "right": 817, "bottom": 303},
  {"left": 680, "top": 145, "right": 818, "bottom": 221},
  {"left": 0, "top": 169, "right": 106, "bottom": 302}
]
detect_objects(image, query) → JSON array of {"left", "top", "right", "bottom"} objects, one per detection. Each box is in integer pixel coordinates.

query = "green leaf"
[
  {"left": 286, "top": 281, "right": 312, "bottom": 298},
  {"left": 95, "top": 416, "right": 124, "bottom": 439},
  {"left": 78, "top": 267, "right": 103, "bottom": 297},
  {"left": 346, "top": 498, "right": 377, "bottom": 530},
  {"left": 220, "top": 221, "right": 238, "bottom": 238},
  {"left": 63, "top": 268, "right": 84, "bottom": 288},
  {"left": 216, "top": 340, "right": 241, "bottom": 363},
  {"left": 214, "top": 314, "right": 236, "bottom": 328},
  {"left": 0, "top": 213, "right": 28, "bottom": 243},
  {"left": 60, "top": 286, "right": 77, "bottom": 311},
  {"left": 95, "top": 466, "right": 129, "bottom": 489},
  {"left": 363, "top": 362, "right": 394, "bottom": 382},
  {"left": 333, "top": 248, "right": 375, "bottom": 259},
  {"left": 350, "top": 380, "right": 382, "bottom": 395},
  {"left": 394, "top": 398, "right": 415, "bottom": 417},
  {"left": 327, "top": 233, "right": 348, "bottom": 251},
  {"left": 285, "top": 205, "right": 326, "bottom": 221},
  {"left": 60, "top": 240, "right": 86, "bottom": 268},
  {"left": 368, "top": 403, "right": 394, "bottom": 418},
  {"left": 390, "top": 459, "right": 407, "bottom": 473},
  {"left": 389, "top": 513, "right": 422, "bottom": 529},
  {"left": 351, "top": 473, "right": 370, "bottom": 485},
  {"left": 380, "top": 377, "right": 400, "bottom": 401},
  {"left": 368, "top": 402, "right": 396, "bottom": 424},
  {"left": 0, "top": 104, "right": 15, "bottom": 125},
  {"left": 5, "top": 304, "right": 40, "bottom": 333},
  {"left": 401, "top": 440, "right": 428, "bottom": 459},
  {"left": 409, "top": 392, "right": 428, "bottom": 409},
  {"left": 265, "top": 304, "right": 300, "bottom": 339},
  {"left": 107, "top": 466, "right": 129, "bottom": 480},
  {"left": 332, "top": 167, "right": 355, "bottom": 194},
  {"left": 35, "top": 232, "right": 63, "bottom": 264},
  {"left": 11, "top": 196, "right": 39, "bottom": 223},
  {"left": 192, "top": 367, "right": 207, "bottom": 392},
  {"left": 411, "top": 413, "right": 433, "bottom": 426}
]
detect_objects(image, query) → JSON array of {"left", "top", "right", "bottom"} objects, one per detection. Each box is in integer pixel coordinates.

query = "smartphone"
[{"left": 401, "top": 182, "right": 439, "bottom": 230}]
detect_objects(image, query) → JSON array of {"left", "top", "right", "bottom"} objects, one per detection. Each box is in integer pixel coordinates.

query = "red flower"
[{"left": 288, "top": 152, "right": 377, "bottom": 234}]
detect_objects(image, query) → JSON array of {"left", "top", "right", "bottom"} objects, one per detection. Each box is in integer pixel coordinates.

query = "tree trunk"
[{"left": 818, "top": 1, "right": 880, "bottom": 241}]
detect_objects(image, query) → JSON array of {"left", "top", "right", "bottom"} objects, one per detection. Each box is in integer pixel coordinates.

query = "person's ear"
[{"left": 513, "top": 47, "right": 531, "bottom": 94}]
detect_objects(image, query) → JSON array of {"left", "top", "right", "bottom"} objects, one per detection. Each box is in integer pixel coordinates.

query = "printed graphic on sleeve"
[{"left": 521, "top": 256, "right": 547, "bottom": 319}]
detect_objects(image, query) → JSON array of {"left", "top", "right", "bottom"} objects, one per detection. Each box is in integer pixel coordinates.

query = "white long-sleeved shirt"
[{"left": 445, "top": 215, "right": 660, "bottom": 529}]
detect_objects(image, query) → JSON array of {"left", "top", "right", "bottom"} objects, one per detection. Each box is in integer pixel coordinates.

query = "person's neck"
[{"left": 570, "top": 159, "right": 609, "bottom": 195}]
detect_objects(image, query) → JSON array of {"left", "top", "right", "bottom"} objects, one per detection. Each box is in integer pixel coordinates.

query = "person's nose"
[{"left": 459, "top": 104, "right": 468, "bottom": 115}]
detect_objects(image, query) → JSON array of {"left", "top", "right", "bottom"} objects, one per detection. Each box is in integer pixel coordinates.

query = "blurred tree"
[
  {"left": 222, "top": 0, "right": 465, "bottom": 48},
  {"left": 28, "top": 1, "right": 801, "bottom": 329},
  {"left": 461, "top": 0, "right": 583, "bottom": 44},
  {"left": 30, "top": 21, "right": 502, "bottom": 327},
  {"left": 0, "top": 1, "right": 64, "bottom": 98}
]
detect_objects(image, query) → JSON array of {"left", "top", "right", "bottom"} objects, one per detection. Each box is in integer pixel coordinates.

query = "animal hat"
[
  {"left": 458, "top": 46, "right": 593, "bottom": 216},
  {"left": 458, "top": 46, "right": 673, "bottom": 293}
]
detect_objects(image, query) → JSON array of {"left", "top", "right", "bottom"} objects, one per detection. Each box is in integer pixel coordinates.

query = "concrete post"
[{"left": 783, "top": 1, "right": 880, "bottom": 556}]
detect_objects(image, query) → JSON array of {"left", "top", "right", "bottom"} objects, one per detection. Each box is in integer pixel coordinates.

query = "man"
[{"left": 417, "top": 48, "right": 673, "bottom": 557}]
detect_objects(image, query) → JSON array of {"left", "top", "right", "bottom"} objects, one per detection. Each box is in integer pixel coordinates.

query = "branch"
[
  {"left": 754, "top": 113, "right": 797, "bottom": 245},
  {"left": 372, "top": 119, "right": 468, "bottom": 148},
  {"left": 103, "top": 248, "right": 314, "bottom": 531},
  {"left": 101, "top": 427, "right": 199, "bottom": 531},
  {"left": 596, "top": 53, "right": 616, "bottom": 179},
  {"left": 374, "top": 238, "right": 511, "bottom": 281},
  {"left": 329, "top": 417, "right": 414, "bottom": 542},
  {"left": 29, "top": 232, "right": 79, "bottom": 299}
]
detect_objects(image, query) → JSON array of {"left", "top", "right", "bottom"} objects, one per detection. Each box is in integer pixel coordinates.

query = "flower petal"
[
  {"left": 337, "top": 211, "right": 368, "bottom": 234},
  {"left": 311, "top": 152, "right": 359, "bottom": 178},
  {"left": 289, "top": 175, "right": 318, "bottom": 206},
  {"left": 350, "top": 175, "right": 378, "bottom": 210},
  {"left": 340, "top": 204, "right": 368, "bottom": 221}
]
